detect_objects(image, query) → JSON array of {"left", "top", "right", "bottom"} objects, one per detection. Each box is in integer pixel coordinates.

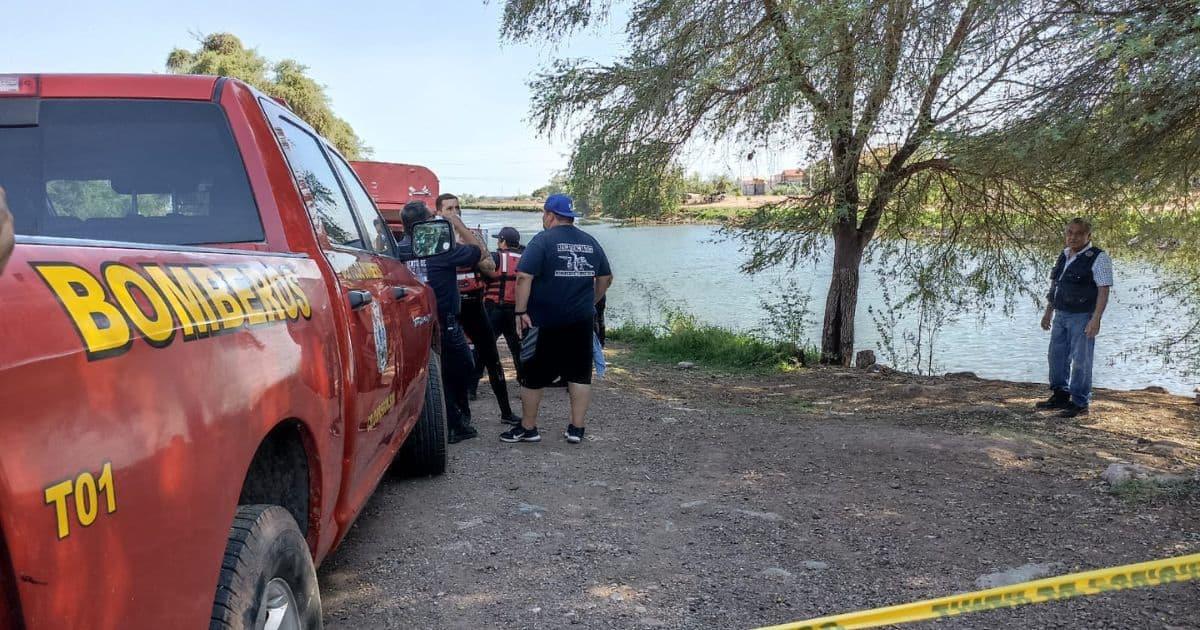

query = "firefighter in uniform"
[
  {"left": 441, "top": 196, "right": 520, "bottom": 425},
  {"left": 482, "top": 227, "right": 525, "bottom": 379}
]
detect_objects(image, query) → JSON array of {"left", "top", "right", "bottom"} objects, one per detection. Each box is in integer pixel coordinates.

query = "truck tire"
[
  {"left": 394, "top": 353, "right": 448, "bottom": 477},
  {"left": 211, "top": 505, "right": 322, "bottom": 630}
]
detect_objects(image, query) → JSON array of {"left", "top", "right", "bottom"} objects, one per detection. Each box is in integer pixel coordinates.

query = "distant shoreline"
[{"left": 467, "top": 198, "right": 780, "bottom": 225}]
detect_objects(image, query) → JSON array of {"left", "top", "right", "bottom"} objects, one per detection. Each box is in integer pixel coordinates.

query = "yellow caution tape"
[{"left": 754, "top": 552, "right": 1200, "bottom": 630}]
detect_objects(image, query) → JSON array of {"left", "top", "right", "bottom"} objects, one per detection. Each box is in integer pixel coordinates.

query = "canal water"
[{"left": 464, "top": 209, "right": 1196, "bottom": 394}]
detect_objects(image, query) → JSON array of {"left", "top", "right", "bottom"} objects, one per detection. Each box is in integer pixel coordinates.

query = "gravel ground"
[{"left": 318, "top": 347, "right": 1200, "bottom": 629}]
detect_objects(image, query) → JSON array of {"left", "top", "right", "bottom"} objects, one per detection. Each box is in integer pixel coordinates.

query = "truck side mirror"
[{"left": 410, "top": 218, "right": 455, "bottom": 259}]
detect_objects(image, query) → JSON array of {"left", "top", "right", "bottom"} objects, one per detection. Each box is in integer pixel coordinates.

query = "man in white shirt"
[{"left": 1036, "top": 218, "right": 1114, "bottom": 418}]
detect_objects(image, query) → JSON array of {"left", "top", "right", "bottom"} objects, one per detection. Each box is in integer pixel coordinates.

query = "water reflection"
[{"left": 463, "top": 210, "right": 1196, "bottom": 394}]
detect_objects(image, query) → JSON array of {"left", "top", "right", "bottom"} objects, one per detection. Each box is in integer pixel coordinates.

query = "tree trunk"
[{"left": 820, "top": 225, "right": 865, "bottom": 365}]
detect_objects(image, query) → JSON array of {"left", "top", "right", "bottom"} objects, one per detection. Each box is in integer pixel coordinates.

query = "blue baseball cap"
[{"left": 544, "top": 193, "right": 579, "bottom": 218}]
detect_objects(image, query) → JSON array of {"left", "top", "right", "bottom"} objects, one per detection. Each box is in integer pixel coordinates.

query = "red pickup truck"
[{"left": 0, "top": 74, "right": 455, "bottom": 629}]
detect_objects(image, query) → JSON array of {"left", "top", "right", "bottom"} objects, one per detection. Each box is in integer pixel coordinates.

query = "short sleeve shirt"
[
  {"left": 398, "top": 236, "right": 479, "bottom": 320},
  {"left": 518, "top": 225, "right": 611, "bottom": 328}
]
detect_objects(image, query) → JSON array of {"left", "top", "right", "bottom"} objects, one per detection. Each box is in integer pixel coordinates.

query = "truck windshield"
[{"left": 0, "top": 99, "right": 263, "bottom": 246}]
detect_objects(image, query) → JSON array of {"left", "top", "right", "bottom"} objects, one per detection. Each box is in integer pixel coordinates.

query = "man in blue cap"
[{"left": 501, "top": 194, "right": 613, "bottom": 445}]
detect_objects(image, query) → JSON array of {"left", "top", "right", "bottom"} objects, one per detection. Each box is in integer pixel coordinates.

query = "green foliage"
[
  {"left": 609, "top": 312, "right": 818, "bottom": 371},
  {"left": 608, "top": 279, "right": 819, "bottom": 369},
  {"left": 1026, "top": 1, "right": 1200, "bottom": 202},
  {"left": 566, "top": 135, "right": 686, "bottom": 217},
  {"left": 754, "top": 278, "right": 816, "bottom": 359},
  {"left": 770, "top": 183, "right": 806, "bottom": 196},
  {"left": 867, "top": 271, "right": 961, "bottom": 376},
  {"left": 46, "top": 181, "right": 172, "bottom": 219},
  {"left": 505, "top": 0, "right": 1200, "bottom": 366},
  {"left": 531, "top": 172, "right": 569, "bottom": 199},
  {"left": 1109, "top": 478, "right": 1200, "bottom": 506},
  {"left": 682, "top": 172, "right": 739, "bottom": 198},
  {"left": 167, "top": 33, "right": 369, "bottom": 159},
  {"left": 502, "top": 0, "right": 1107, "bottom": 363},
  {"left": 605, "top": 323, "right": 658, "bottom": 345}
]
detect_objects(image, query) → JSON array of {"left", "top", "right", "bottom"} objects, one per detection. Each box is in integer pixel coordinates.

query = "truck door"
[
  {"left": 266, "top": 107, "right": 405, "bottom": 486},
  {"left": 325, "top": 149, "right": 429, "bottom": 427}
]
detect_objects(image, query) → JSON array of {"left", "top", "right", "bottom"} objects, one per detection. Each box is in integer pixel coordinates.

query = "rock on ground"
[
  {"left": 855, "top": 350, "right": 876, "bottom": 369},
  {"left": 975, "top": 562, "right": 1066, "bottom": 589},
  {"left": 1102, "top": 463, "right": 1155, "bottom": 486}
]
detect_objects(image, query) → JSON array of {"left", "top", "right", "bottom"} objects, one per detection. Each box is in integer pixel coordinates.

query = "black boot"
[
  {"left": 1059, "top": 403, "right": 1089, "bottom": 418},
  {"left": 1035, "top": 390, "right": 1071, "bottom": 410},
  {"left": 447, "top": 423, "right": 478, "bottom": 444}
]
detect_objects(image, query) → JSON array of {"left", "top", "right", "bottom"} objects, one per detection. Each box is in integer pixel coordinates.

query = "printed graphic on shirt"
[
  {"left": 555, "top": 243, "right": 596, "bottom": 277},
  {"left": 406, "top": 259, "right": 428, "bottom": 283}
]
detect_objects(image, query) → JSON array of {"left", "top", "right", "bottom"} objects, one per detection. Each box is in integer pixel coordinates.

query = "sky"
[{"left": 2, "top": 0, "right": 802, "bottom": 195}]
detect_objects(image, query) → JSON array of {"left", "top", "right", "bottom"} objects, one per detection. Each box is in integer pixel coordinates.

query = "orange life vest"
[
  {"left": 485, "top": 250, "right": 521, "bottom": 306},
  {"left": 457, "top": 266, "right": 485, "bottom": 294},
  {"left": 457, "top": 226, "right": 487, "bottom": 294}
]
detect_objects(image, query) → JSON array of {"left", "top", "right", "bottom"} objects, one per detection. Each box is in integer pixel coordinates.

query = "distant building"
[
  {"left": 741, "top": 178, "right": 767, "bottom": 196},
  {"left": 778, "top": 168, "right": 806, "bottom": 184},
  {"left": 768, "top": 168, "right": 808, "bottom": 190}
]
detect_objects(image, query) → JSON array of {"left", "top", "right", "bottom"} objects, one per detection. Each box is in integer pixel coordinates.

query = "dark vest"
[{"left": 1049, "top": 246, "right": 1102, "bottom": 313}]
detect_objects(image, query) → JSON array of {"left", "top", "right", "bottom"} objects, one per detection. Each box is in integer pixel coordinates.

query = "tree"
[
  {"left": 501, "top": 0, "right": 1100, "bottom": 364},
  {"left": 532, "top": 172, "right": 570, "bottom": 199},
  {"left": 568, "top": 136, "right": 687, "bottom": 217},
  {"left": 683, "top": 172, "right": 740, "bottom": 197},
  {"left": 167, "top": 33, "right": 369, "bottom": 159}
]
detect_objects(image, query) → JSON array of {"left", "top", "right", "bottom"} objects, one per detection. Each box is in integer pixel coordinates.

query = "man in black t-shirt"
[
  {"left": 397, "top": 200, "right": 491, "bottom": 443},
  {"left": 500, "top": 194, "right": 613, "bottom": 445}
]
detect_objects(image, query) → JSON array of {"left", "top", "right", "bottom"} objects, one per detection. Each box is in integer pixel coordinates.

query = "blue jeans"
[{"left": 1048, "top": 311, "right": 1095, "bottom": 407}]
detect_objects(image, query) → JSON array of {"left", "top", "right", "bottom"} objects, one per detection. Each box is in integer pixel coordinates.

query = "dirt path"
[{"left": 319, "top": 347, "right": 1200, "bottom": 629}]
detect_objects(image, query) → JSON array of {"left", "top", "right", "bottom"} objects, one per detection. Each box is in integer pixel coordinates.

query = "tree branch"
[
  {"left": 915, "top": 0, "right": 983, "bottom": 136},
  {"left": 706, "top": 75, "right": 787, "bottom": 96},
  {"left": 857, "top": 0, "right": 983, "bottom": 246},
  {"left": 761, "top": 0, "right": 833, "bottom": 118},
  {"left": 852, "top": 0, "right": 910, "bottom": 154},
  {"left": 896, "top": 157, "right": 954, "bottom": 180}
]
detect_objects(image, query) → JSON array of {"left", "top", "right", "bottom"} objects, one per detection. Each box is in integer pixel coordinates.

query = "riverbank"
[
  {"left": 469, "top": 197, "right": 779, "bottom": 224},
  {"left": 319, "top": 345, "right": 1199, "bottom": 629}
]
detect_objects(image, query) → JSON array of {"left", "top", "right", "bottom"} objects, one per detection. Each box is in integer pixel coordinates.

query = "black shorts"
[{"left": 520, "top": 319, "right": 593, "bottom": 389}]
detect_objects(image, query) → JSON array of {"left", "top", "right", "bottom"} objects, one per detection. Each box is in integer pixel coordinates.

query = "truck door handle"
[
  {"left": 347, "top": 290, "right": 372, "bottom": 310},
  {"left": 392, "top": 286, "right": 408, "bottom": 299}
]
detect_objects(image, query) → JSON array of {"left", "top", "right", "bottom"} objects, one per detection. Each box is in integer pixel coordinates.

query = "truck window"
[
  {"left": 328, "top": 151, "right": 392, "bottom": 256},
  {"left": 0, "top": 99, "right": 264, "bottom": 245},
  {"left": 271, "top": 118, "right": 366, "bottom": 250}
]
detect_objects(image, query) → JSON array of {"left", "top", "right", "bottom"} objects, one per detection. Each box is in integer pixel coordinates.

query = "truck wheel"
[
  {"left": 394, "top": 353, "right": 448, "bottom": 477},
  {"left": 211, "top": 505, "right": 322, "bottom": 630}
]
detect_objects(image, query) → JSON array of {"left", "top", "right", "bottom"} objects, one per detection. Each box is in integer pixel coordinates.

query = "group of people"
[
  {"left": 397, "top": 193, "right": 613, "bottom": 445},
  {"left": 0, "top": 181, "right": 1115, "bottom": 424}
]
